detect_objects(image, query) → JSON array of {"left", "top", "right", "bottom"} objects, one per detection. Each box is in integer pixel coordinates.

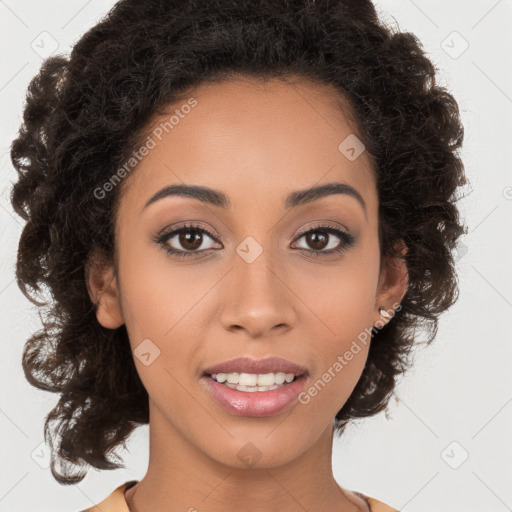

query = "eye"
[
  {"left": 153, "top": 222, "right": 355, "bottom": 259},
  {"left": 292, "top": 224, "right": 355, "bottom": 256},
  {"left": 154, "top": 223, "right": 221, "bottom": 258}
]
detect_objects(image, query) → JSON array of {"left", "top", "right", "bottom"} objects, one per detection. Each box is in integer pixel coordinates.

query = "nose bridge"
[{"left": 220, "top": 235, "right": 296, "bottom": 336}]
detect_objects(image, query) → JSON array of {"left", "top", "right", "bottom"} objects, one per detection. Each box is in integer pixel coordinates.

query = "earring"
[{"left": 378, "top": 306, "right": 391, "bottom": 319}]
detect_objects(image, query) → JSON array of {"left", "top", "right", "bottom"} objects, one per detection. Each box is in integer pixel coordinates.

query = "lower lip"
[{"left": 202, "top": 375, "right": 308, "bottom": 417}]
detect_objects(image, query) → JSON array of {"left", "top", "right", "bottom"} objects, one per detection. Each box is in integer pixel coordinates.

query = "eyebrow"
[{"left": 142, "top": 181, "right": 367, "bottom": 216}]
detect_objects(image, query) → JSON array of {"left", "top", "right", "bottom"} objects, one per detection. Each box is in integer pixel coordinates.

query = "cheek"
[
  {"left": 297, "top": 286, "right": 372, "bottom": 420},
  {"left": 116, "top": 253, "right": 206, "bottom": 414},
  {"left": 290, "top": 247, "right": 379, "bottom": 342},
  {"left": 289, "top": 249, "right": 378, "bottom": 414},
  {"left": 117, "top": 230, "right": 214, "bottom": 340},
  {"left": 114, "top": 239, "right": 212, "bottom": 402}
]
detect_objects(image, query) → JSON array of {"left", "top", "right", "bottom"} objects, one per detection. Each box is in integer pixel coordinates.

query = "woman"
[{"left": 9, "top": 0, "right": 467, "bottom": 510}]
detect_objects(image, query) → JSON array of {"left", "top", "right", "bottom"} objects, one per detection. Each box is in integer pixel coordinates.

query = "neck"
[{"left": 125, "top": 400, "right": 366, "bottom": 512}]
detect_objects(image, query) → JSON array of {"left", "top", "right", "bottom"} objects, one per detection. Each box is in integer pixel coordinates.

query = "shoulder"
[
  {"left": 365, "top": 495, "right": 400, "bottom": 512},
  {"left": 352, "top": 490, "right": 400, "bottom": 512},
  {"left": 76, "top": 480, "right": 138, "bottom": 512}
]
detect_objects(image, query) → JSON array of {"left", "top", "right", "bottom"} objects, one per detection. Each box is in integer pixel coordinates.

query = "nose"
[{"left": 219, "top": 246, "right": 297, "bottom": 339}]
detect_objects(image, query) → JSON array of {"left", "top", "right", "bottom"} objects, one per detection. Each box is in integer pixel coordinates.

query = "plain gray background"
[{"left": 1, "top": 1, "right": 511, "bottom": 511}]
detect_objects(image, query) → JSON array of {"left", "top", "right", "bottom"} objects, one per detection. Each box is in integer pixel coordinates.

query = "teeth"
[
  {"left": 213, "top": 372, "right": 297, "bottom": 386},
  {"left": 224, "top": 382, "right": 281, "bottom": 392}
]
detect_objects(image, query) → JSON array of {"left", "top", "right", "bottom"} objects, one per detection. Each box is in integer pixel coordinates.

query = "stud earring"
[{"left": 378, "top": 306, "right": 391, "bottom": 318}]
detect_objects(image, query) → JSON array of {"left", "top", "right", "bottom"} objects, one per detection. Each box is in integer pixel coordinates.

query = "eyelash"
[{"left": 154, "top": 222, "right": 355, "bottom": 259}]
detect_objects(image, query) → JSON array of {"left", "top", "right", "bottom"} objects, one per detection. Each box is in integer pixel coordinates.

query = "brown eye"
[
  {"left": 292, "top": 225, "right": 355, "bottom": 256},
  {"left": 155, "top": 224, "right": 221, "bottom": 258}
]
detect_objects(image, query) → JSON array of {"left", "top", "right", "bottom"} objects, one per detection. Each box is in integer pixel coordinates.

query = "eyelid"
[
  {"left": 155, "top": 220, "right": 221, "bottom": 240},
  {"left": 294, "top": 222, "right": 351, "bottom": 239}
]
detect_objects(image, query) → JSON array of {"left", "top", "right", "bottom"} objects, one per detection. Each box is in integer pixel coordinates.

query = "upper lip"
[{"left": 202, "top": 357, "right": 309, "bottom": 376}]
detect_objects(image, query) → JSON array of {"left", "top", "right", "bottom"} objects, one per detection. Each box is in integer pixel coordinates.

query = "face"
[{"left": 88, "top": 76, "right": 408, "bottom": 469}]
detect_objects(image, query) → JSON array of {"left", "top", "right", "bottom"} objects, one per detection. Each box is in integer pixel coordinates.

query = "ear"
[
  {"left": 374, "top": 239, "right": 409, "bottom": 326},
  {"left": 85, "top": 248, "right": 125, "bottom": 329}
]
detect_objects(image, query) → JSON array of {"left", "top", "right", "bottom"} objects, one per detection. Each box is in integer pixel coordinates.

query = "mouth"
[
  {"left": 200, "top": 356, "right": 309, "bottom": 417},
  {"left": 200, "top": 357, "right": 309, "bottom": 416}
]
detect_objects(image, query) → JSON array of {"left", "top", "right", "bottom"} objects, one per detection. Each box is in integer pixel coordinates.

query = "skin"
[{"left": 87, "top": 76, "right": 409, "bottom": 512}]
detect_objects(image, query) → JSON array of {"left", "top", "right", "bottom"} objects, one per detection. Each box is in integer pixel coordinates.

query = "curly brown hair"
[{"left": 10, "top": 0, "right": 468, "bottom": 484}]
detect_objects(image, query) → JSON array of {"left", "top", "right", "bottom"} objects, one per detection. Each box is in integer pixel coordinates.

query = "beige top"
[{"left": 80, "top": 480, "right": 400, "bottom": 512}]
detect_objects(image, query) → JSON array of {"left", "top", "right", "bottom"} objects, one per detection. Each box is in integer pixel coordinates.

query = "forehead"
[{"left": 117, "top": 77, "right": 377, "bottom": 216}]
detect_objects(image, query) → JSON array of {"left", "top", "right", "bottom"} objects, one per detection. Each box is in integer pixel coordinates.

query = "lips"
[
  {"left": 203, "top": 373, "right": 308, "bottom": 417},
  {"left": 202, "top": 356, "right": 309, "bottom": 377}
]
